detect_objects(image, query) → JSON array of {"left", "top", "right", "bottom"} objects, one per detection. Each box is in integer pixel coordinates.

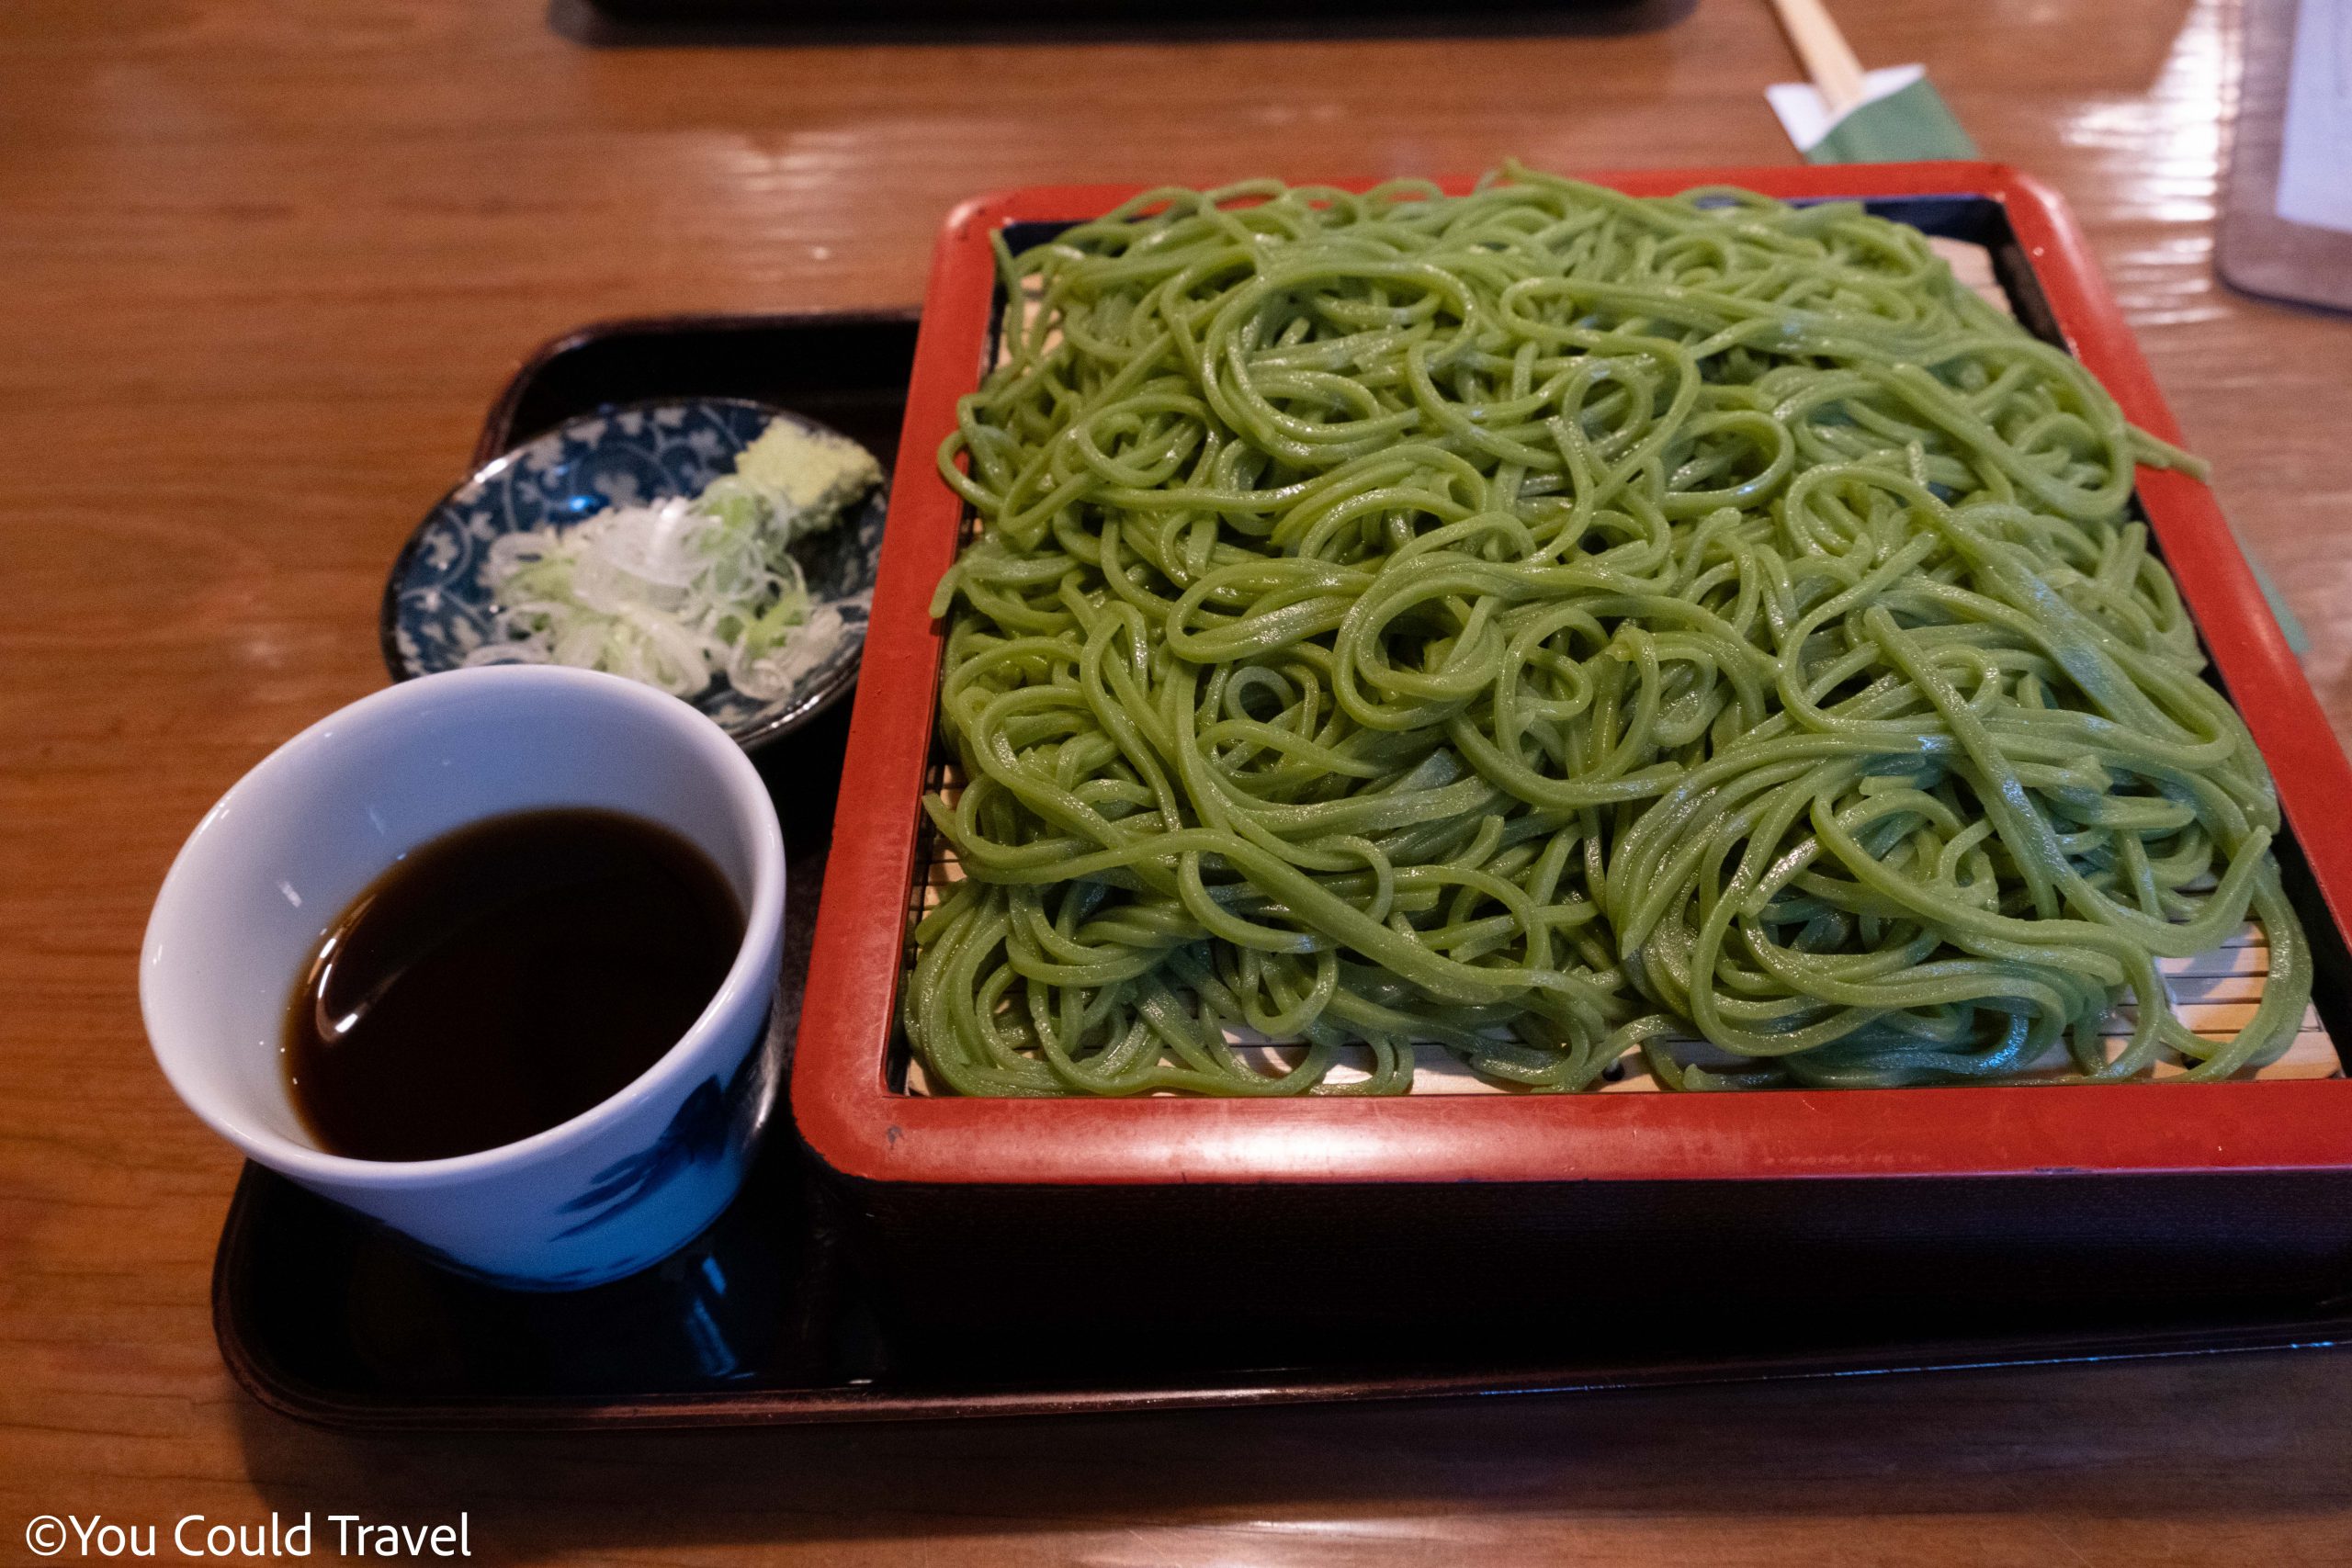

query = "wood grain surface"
[{"left": 7, "top": 1, "right": 2352, "bottom": 1563}]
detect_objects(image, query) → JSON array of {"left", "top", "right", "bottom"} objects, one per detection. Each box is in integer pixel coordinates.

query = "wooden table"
[{"left": 8, "top": 1, "right": 2352, "bottom": 1562}]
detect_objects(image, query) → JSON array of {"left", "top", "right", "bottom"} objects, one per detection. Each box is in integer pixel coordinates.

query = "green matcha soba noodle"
[{"left": 903, "top": 162, "right": 2309, "bottom": 1096}]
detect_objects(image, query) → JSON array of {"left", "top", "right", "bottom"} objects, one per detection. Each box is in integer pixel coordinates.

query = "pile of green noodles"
[{"left": 904, "top": 163, "right": 2309, "bottom": 1096}]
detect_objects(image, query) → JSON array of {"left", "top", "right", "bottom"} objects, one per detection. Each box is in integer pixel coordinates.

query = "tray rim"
[
  {"left": 794, "top": 161, "right": 2352, "bottom": 1189},
  {"left": 212, "top": 1156, "right": 2352, "bottom": 1432}
]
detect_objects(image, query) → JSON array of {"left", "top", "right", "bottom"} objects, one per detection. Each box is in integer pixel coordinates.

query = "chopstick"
[{"left": 1769, "top": 0, "right": 1870, "bottom": 118}]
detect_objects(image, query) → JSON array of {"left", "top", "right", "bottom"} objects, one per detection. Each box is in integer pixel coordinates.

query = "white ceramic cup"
[{"left": 141, "top": 665, "right": 786, "bottom": 1290}]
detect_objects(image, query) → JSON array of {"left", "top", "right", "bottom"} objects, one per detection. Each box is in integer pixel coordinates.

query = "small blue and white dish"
[{"left": 381, "top": 397, "right": 888, "bottom": 751}]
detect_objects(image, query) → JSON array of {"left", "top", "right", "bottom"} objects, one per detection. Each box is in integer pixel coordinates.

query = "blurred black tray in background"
[{"left": 555, "top": 0, "right": 1695, "bottom": 47}]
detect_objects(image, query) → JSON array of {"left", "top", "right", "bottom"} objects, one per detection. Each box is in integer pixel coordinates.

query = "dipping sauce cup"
[{"left": 141, "top": 665, "right": 786, "bottom": 1290}]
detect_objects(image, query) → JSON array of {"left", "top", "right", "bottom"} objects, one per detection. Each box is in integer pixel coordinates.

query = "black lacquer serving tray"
[{"left": 213, "top": 309, "right": 2352, "bottom": 1431}]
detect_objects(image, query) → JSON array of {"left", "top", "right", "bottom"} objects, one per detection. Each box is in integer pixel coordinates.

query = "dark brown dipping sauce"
[{"left": 283, "top": 808, "right": 743, "bottom": 1163}]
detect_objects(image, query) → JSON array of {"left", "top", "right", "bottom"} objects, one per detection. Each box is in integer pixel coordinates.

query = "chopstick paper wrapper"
[{"left": 1767, "top": 64, "right": 1978, "bottom": 164}]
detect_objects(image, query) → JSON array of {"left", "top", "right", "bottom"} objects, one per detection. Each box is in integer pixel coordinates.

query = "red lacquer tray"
[{"left": 796, "top": 164, "right": 2352, "bottom": 1208}]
